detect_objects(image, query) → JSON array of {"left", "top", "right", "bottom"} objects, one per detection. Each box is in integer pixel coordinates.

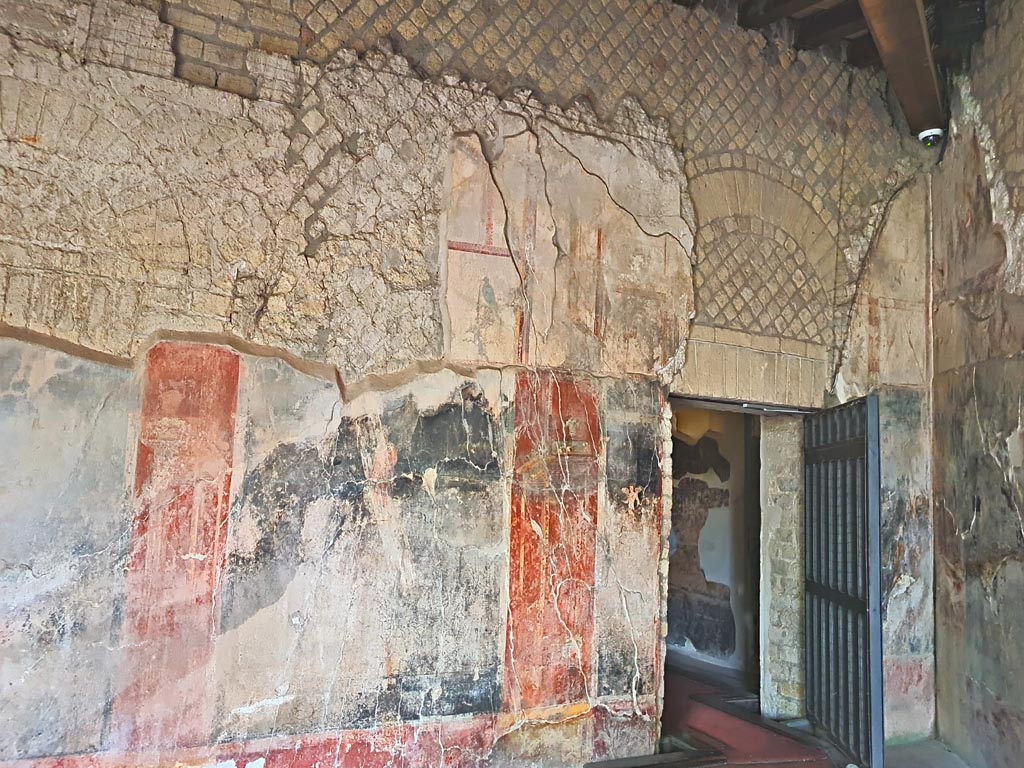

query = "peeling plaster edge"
[
  {"left": 656, "top": 313, "right": 696, "bottom": 387},
  {"left": 79, "top": 9, "right": 687, "bottom": 154},
  {"left": 955, "top": 77, "right": 1024, "bottom": 296},
  {"left": 368, "top": 50, "right": 682, "bottom": 151},
  {"left": 0, "top": 324, "right": 670, "bottom": 403},
  {"left": 0, "top": 322, "right": 134, "bottom": 369}
]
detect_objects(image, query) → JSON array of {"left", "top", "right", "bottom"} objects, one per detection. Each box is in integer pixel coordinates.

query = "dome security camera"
[{"left": 918, "top": 128, "right": 945, "bottom": 148}]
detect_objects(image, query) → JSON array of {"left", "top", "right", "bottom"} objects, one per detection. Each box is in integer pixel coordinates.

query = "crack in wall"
[{"left": 447, "top": 107, "right": 695, "bottom": 382}]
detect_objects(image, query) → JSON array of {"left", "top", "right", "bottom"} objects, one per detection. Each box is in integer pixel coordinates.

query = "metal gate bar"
[{"left": 804, "top": 396, "right": 883, "bottom": 768}]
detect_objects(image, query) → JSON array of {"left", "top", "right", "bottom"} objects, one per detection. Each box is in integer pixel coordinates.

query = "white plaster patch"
[
  {"left": 889, "top": 573, "right": 917, "bottom": 601},
  {"left": 1007, "top": 417, "right": 1024, "bottom": 469},
  {"left": 422, "top": 466, "right": 438, "bottom": 497},
  {"left": 230, "top": 696, "right": 295, "bottom": 716}
]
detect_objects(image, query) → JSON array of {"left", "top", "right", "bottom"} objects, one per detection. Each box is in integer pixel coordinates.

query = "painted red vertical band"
[
  {"left": 114, "top": 342, "right": 240, "bottom": 750},
  {"left": 505, "top": 370, "right": 600, "bottom": 711}
]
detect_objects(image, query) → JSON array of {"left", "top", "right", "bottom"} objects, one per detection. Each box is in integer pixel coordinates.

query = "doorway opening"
[
  {"left": 653, "top": 399, "right": 831, "bottom": 767},
  {"left": 649, "top": 395, "right": 885, "bottom": 768},
  {"left": 665, "top": 399, "right": 761, "bottom": 696}
]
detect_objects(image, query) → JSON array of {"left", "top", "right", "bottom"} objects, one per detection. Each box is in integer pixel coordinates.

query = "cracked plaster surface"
[
  {"left": 835, "top": 180, "right": 929, "bottom": 397},
  {"left": 442, "top": 110, "right": 694, "bottom": 380}
]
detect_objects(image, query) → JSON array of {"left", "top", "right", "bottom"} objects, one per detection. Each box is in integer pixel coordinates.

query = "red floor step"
[{"left": 663, "top": 671, "right": 833, "bottom": 767}]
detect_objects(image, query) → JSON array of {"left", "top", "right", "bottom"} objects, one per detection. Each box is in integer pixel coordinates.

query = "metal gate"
[{"left": 803, "top": 395, "right": 883, "bottom": 768}]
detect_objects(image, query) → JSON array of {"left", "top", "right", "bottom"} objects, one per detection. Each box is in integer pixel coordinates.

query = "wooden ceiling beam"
[
  {"left": 739, "top": 0, "right": 835, "bottom": 29},
  {"left": 857, "top": 0, "right": 945, "bottom": 133},
  {"left": 796, "top": 1, "right": 868, "bottom": 49}
]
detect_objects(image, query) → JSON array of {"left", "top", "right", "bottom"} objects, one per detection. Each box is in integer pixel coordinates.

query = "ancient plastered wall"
[
  {"left": 1, "top": 337, "right": 666, "bottom": 766},
  {"left": 877, "top": 388, "right": 934, "bottom": 743},
  {"left": 0, "top": 339, "right": 136, "bottom": 756},
  {"left": 0, "top": 10, "right": 695, "bottom": 384},
  {"left": 960, "top": 0, "right": 1024, "bottom": 295},
  {"left": 0, "top": 0, "right": 930, "bottom": 763},
  {"left": 967, "top": 0, "right": 1024, "bottom": 215},
  {"left": 0, "top": 17, "right": 671, "bottom": 765},
  {"left": 930, "top": 68, "right": 1024, "bottom": 765}
]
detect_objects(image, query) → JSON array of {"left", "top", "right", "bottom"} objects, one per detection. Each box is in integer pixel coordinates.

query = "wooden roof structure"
[{"left": 688, "top": 0, "right": 987, "bottom": 136}]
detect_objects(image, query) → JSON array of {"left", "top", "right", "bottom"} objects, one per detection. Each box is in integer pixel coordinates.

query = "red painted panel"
[
  {"left": 232, "top": 719, "right": 496, "bottom": 768},
  {"left": 113, "top": 342, "right": 240, "bottom": 750},
  {"left": 505, "top": 370, "right": 601, "bottom": 711}
]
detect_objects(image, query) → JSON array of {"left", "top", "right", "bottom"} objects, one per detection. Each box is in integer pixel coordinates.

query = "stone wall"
[
  {"left": 0, "top": 0, "right": 935, "bottom": 764},
  {"left": 966, "top": 0, "right": 1024, "bottom": 224},
  {"left": 759, "top": 416, "right": 804, "bottom": 720},
  {"left": 930, "top": 3, "right": 1024, "bottom": 756}
]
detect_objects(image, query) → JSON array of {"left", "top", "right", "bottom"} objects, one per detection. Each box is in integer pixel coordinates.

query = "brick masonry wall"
[{"left": 758, "top": 416, "right": 804, "bottom": 720}]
